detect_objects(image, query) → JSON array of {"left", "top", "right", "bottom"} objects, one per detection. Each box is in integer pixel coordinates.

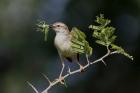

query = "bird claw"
[
  {"left": 60, "top": 80, "right": 65, "bottom": 85},
  {"left": 80, "top": 66, "right": 85, "bottom": 72},
  {"left": 56, "top": 76, "right": 65, "bottom": 85}
]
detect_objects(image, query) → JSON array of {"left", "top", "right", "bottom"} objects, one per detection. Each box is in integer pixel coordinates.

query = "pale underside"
[{"left": 54, "top": 32, "right": 76, "bottom": 59}]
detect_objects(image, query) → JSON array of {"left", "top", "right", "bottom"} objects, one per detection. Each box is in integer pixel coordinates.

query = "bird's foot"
[
  {"left": 57, "top": 76, "right": 65, "bottom": 85},
  {"left": 80, "top": 65, "right": 85, "bottom": 72}
]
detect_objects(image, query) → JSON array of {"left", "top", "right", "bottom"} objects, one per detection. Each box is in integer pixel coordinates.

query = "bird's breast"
[{"left": 54, "top": 34, "right": 74, "bottom": 57}]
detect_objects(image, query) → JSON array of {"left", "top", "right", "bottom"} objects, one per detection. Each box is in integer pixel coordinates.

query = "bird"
[{"left": 49, "top": 22, "right": 84, "bottom": 79}]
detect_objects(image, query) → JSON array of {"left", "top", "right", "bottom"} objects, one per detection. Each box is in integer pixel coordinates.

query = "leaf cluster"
[
  {"left": 36, "top": 15, "right": 133, "bottom": 60},
  {"left": 37, "top": 20, "right": 49, "bottom": 41},
  {"left": 71, "top": 27, "right": 93, "bottom": 56},
  {"left": 89, "top": 14, "right": 133, "bottom": 60},
  {"left": 111, "top": 44, "right": 133, "bottom": 60},
  {"left": 89, "top": 14, "right": 116, "bottom": 46}
]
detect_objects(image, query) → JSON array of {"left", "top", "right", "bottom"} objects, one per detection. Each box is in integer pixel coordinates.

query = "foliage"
[
  {"left": 37, "top": 21, "right": 93, "bottom": 56},
  {"left": 37, "top": 20, "right": 49, "bottom": 41},
  {"left": 111, "top": 44, "right": 133, "bottom": 60},
  {"left": 31, "top": 14, "right": 134, "bottom": 93},
  {"left": 36, "top": 14, "right": 133, "bottom": 59},
  {"left": 71, "top": 27, "right": 93, "bottom": 56},
  {"left": 89, "top": 14, "right": 116, "bottom": 46},
  {"left": 89, "top": 14, "right": 133, "bottom": 60}
]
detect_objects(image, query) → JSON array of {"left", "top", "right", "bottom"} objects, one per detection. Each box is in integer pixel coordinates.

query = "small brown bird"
[{"left": 49, "top": 22, "right": 84, "bottom": 78}]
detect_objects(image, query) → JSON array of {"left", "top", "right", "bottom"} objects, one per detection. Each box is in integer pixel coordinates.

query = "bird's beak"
[{"left": 49, "top": 24, "right": 53, "bottom": 29}]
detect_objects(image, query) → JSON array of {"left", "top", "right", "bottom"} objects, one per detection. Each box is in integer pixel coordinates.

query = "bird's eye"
[{"left": 57, "top": 25, "right": 60, "bottom": 27}]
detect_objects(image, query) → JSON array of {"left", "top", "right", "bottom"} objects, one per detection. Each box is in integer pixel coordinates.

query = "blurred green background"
[{"left": 0, "top": 0, "right": 139, "bottom": 93}]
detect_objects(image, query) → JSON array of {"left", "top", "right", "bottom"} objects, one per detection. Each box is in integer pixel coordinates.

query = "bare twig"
[
  {"left": 67, "top": 66, "right": 71, "bottom": 74},
  {"left": 28, "top": 48, "right": 118, "bottom": 93},
  {"left": 86, "top": 54, "right": 90, "bottom": 65},
  {"left": 102, "top": 59, "right": 107, "bottom": 66},
  {"left": 27, "top": 82, "right": 39, "bottom": 93},
  {"left": 110, "top": 51, "right": 118, "bottom": 54},
  {"left": 42, "top": 73, "right": 52, "bottom": 85}
]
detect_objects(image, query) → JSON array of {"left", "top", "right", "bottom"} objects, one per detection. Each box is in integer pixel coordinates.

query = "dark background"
[{"left": 0, "top": 0, "right": 139, "bottom": 93}]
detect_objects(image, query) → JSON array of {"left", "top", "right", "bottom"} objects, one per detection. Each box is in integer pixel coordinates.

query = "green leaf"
[
  {"left": 71, "top": 42, "right": 84, "bottom": 50},
  {"left": 92, "top": 30, "right": 101, "bottom": 39},
  {"left": 71, "top": 27, "right": 86, "bottom": 40},
  {"left": 95, "top": 14, "right": 111, "bottom": 27},
  {"left": 90, "top": 14, "right": 116, "bottom": 47},
  {"left": 37, "top": 20, "right": 49, "bottom": 41},
  {"left": 71, "top": 38, "right": 85, "bottom": 46},
  {"left": 109, "top": 35, "right": 117, "bottom": 44},
  {"left": 84, "top": 41, "right": 93, "bottom": 56},
  {"left": 89, "top": 25, "right": 103, "bottom": 31},
  {"left": 95, "top": 40, "right": 106, "bottom": 46},
  {"left": 71, "top": 27, "right": 93, "bottom": 56},
  {"left": 64, "top": 79, "right": 68, "bottom": 88},
  {"left": 71, "top": 45, "right": 85, "bottom": 54},
  {"left": 111, "top": 44, "right": 133, "bottom": 60},
  {"left": 105, "top": 27, "right": 115, "bottom": 38},
  {"left": 44, "top": 27, "right": 49, "bottom": 41},
  {"left": 89, "top": 14, "right": 133, "bottom": 60}
]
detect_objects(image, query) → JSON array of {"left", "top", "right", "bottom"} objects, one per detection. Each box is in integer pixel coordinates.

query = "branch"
[
  {"left": 28, "top": 48, "right": 118, "bottom": 93},
  {"left": 27, "top": 82, "right": 39, "bottom": 93},
  {"left": 32, "top": 15, "right": 133, "bottom": 93}
]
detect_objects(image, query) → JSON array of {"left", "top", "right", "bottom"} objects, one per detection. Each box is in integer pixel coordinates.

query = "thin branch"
[
  {"left": 90, "top": 48, "right": 110, "bottom": 65},
  {"left": 86, "top": 54, "right": 90, "bottom": 65},
  {"left": 27, "top": 82, "right": 39, "bottom": 93},
  {"left": 42, "top": 73, "right": 52, "bottom": 85},
  {"left": 29, "top": 49, "right": 119, "bottom": 93},
  {"left": 110, "top": 51, "right": 118, "bottom": 54},
  {"left": 41, "top": 52, "right": 118, "bottom": 93},
  {"left": 67, "top": 66, "right": 71, "bottom": 74},
  {"left": 101, "top": 59, "right": 107, "bottom": 66}
]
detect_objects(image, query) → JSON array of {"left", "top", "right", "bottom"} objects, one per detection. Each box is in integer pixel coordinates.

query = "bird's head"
[{"left": 49, "top": 22, "right": 69, "bottom": 34}]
